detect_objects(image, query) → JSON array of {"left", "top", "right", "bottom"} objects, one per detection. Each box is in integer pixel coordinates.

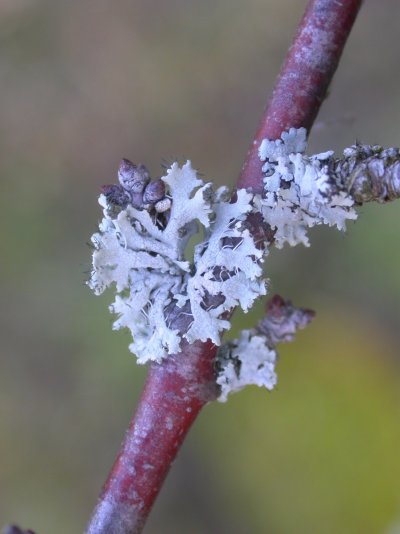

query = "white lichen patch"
[
  {"left": 259, "top": 127, "right": 357, "bottom": 248},
  {"left": 88, "top": 161, "right": 265, "bottom": 363},
  {"left": 216, "top": 330, "right": 277, "bottom": 402},
  {"left": 215, "top": 295, "right": 314, "bottom": 401},
  {"left": 88, "top": 128, "right": 383, "bottom": 399},
  {"left": 180, "top": 187, "right": 266, "bottom": 346}
]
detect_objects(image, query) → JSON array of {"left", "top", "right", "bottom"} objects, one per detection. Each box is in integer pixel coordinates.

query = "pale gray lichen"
[
  {"left": 89, "top": 129, "right": 400, "bottom": 398},
  {"left": 258, "top": 127, "right": 357, "bottom": 248},
  {"left": 216, "top": 330, "right": 277, "bottom": 402},
  {"left": 215, "top": 295, "right": 314, "bottom": 401},
  {"left": 88, "top": 161, "right": 265, "bottom": 363},
  {"left": 179, "top": 187, "right": 265, "bottom": 346}
]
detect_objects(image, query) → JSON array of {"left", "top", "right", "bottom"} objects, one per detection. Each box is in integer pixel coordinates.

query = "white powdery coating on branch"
[
  {"left": 88, "top": 162, "right": 266, "bottom": 363},
  {"left": 216, "top": 331, "right": 277, "bottom": 402},
  {"left": 258, "top": 127, "right": 357, "bottom": 248}
]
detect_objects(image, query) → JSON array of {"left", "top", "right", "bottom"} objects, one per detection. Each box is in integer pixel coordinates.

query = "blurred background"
[{"left": 1, "top": 0, "right": 400, "bottom": 532}]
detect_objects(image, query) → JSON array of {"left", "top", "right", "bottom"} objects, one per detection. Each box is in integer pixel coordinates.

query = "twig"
[
  {"left": 86, "top": 341, "right": 217, "bottom": 534},
  {"left": 238, "top": 0, "right": 363, "bottom": 193},
  {"left": 85, "top": 1, "right": 362, "bottom": 532}
]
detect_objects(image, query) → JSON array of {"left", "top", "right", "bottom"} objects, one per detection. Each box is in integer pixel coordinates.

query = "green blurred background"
[{"left": 1, "top": 1, "right": 400, "bottom": 532}]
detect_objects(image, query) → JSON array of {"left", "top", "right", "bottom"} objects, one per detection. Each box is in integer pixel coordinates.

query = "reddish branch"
[
  {"left": 238, "top": 0, "right": 363, "bottom": 194},
  {"left": 86, "top": 341, "right": 217, "bottom": 534},
  {"left": 85, "top": 1, "right": 363, "bottom": 533}
]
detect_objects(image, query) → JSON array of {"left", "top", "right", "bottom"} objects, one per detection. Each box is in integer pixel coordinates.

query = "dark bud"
[
  {"left": 143, "top": 179, "right": 166, "bottom": 204},
  {"left": 130, "top": 192, "right": 144, "bottom": 209},
  {"left": 118, "top": 159, "right": 150, "bottom": 193},
  {"left": 257, "top": 295, "right": 315, "bottom": 346},
  {"left": 101, "top": 184, "right": 129, "bottom": 208}
]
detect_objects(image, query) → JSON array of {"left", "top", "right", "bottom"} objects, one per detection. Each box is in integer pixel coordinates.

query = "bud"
[
  {"left": 130, "top": 192, "right": 145, "bottom": 209},
  {"left": 101, "top": 184, "right": 129, "bottom": 208},
  {"left": 118, "top": 159, "right": 150, "bottom": 193},
  {"left": 143, "top": 179, "right": 166, "bottom": 204},
  {"left": 257, "top": 295, "right": 315, "bottom": 345}
]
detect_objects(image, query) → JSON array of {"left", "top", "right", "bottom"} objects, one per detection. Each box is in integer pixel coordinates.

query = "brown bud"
[
  {"left": 143, "top": 179, "right": 166, "bottom": 204},
  {"left": 118, "top": 159, "right": 150, "bottom": 193},
  {"left": 130, "top": 192, "right": 144, "bottom": 209},
  {"left": 101, "top": 184, "right": 129, "bottom": 208},
  {"left": 257, "top": 295, "right": 315, "bottom": 346}
]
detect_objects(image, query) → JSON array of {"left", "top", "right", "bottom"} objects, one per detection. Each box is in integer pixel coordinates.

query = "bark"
[
  {"left": 238, "top": 0, "right": 363, "bottom": 194},
  {"left": 85, "top": 341, "right": 217, "bottom": 534}
]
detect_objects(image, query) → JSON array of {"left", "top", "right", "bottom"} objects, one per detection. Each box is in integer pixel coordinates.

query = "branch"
[
  {"left": 238, "top": 0, "right": 363, "bottom": 193},
  {"left": 85, "top": 1, "right": 362, "bottom": 533},
  {"left": 86, "top": 341, "right": 217, "bottom": 534},
  {"left": 337, "top": 144, "right": 400, "bottom": 204},
  {"left": 216, "top": 295, "right": 315, "bottom": 402},
  {"left": 256, "top": 294, "right": 315, "bottom": 345}
]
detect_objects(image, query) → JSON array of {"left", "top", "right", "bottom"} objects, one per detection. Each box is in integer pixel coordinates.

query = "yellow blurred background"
[{"left": 1, "top": 1, "right": 400, "bottom": 532}]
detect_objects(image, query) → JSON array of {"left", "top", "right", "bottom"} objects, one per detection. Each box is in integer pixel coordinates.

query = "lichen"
[
  {"left": 89, "top": 128, "right": 399, "bottom": 398},
  {"left": 180, "top": 187, "right": 266, "bottom": 346},
  {"left": 258, "top": 127, "right": 357, "bottom": 248},
  {"left": 88, "top": 161, "right": 265, "bottom": 363},
  {"left": 215, "top": 295, "right": 314, "bottom": 401},
  {"left": 216, "top": 330, "right": 277, "bottom": 402}
]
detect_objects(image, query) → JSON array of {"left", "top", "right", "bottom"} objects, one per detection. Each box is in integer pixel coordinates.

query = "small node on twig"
[{"left": 215, "top": 294, "right": 315, "bottom": 402}]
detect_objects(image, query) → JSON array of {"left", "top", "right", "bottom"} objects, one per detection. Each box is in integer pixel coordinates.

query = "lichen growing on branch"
[
  {"left": 258, "top": 128, "right": 400, "bottom": 249},
  {"left": 215, "top": 295, "right": 314, "bottom": 401},
  {"left": 88, "top": 129, "right": 400, "bottom": 395},
  {"left": 88, "top": 160, "right": 265, "bottom": 363},
  {"left": 258, "top": 127, "right": 357, "bottom": 248}
]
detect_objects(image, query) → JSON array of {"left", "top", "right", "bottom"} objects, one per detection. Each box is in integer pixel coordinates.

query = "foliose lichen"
[
  {"left": 215, "top": 295, "right": 314, "bottom": 401},
  {"left": 88, "top": 161, "right": 265, "bottom": 363},
  {"left": 216, "top": 331, "right": 277, "bottom": 402},
  {"left": 258, "top": 127, "right": 357, "bottom": 248},
  {"left": 89, "top": 128, "right": 400, "bottom": 399}
]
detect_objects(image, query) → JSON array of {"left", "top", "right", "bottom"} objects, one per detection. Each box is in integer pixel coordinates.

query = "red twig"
[
  {"left": 238, "top": 0, "right": 363, "bottom": 193},
  {"left": 85, "top": 1, "right": 362, "bottom": 532},
  {"left": 85, "top": 341, "right": 217, "bottom": 533}
]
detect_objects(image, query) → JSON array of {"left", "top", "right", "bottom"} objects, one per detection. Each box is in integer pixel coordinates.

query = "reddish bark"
[
  {"left": 238, "top": 0, "right": 363, "bottom": 194},
  {"left": 85, "top": 1, "right": 362, "bottom": 532},
  {"left": 85, "top": 341, "right": 218, "bottom": 534}
]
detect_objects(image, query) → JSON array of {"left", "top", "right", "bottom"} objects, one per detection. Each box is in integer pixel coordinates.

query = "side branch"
[
  {"left": 337, "top": 145, "right": 400, "bottom": 204},
  {"left": 238, "top": 0, "right": 363, "bottom": 193}
]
